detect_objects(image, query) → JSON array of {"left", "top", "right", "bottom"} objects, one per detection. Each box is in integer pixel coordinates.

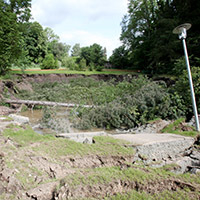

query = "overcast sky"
[{"left": 31, "top": 0, "right": 128, "bottom": 57}]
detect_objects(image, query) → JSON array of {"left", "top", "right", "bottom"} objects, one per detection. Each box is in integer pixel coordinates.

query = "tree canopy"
[
  {"left": 0, "top": 0, "right": 31, "bottom": 74},
  {"left": 116, "top": 0, "right": 200, "bottom": 73}
]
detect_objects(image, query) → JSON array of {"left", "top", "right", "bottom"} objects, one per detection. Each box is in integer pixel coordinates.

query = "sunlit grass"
[{"left": 11, "top": 68, "right": 138, "bottom": 75}]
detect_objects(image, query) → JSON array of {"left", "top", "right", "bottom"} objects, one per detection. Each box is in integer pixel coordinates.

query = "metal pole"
[{"left": 182, "top": 38, "right": 200, "bottom": 132}]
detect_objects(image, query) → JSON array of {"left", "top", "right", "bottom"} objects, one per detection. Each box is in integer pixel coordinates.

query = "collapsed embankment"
[
  {"left": 1, "top": 74, "right": 200, "bottom": 199},
  {"left": 0, "top": 115, "right": 200, "bottom": 200}
]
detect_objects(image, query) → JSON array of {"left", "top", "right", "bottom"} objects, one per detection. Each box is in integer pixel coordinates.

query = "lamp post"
[{"left": 173, "top": 23, "right": 200, "bottom": 132}]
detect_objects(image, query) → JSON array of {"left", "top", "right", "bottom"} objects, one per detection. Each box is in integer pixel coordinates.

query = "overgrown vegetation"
[
  {"left": 16, "top": 76, "right": 188, "bottom": 130},
  {"left": 161, "top": 118, "right": 198, "bottom": 137}
]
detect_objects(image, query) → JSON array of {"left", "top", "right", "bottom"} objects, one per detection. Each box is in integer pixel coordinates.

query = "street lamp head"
[{"left": 173, "top": 23, "right": 192, "bottom": 40}]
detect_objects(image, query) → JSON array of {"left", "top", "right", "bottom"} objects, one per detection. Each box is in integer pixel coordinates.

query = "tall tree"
[
  {"left": 22, "top": 22, "right": 47, "bottom": 63},
  {"left": 120, "top": 0, "right": 200, "bottom": 73},
  {"left": 109, "top": 46, "right": 130, "bottom": 69},
  {"left": 71, "top": 43, "right": 81, "bottom": 57},
  {"left": 0, "top": 0, "right": 31, "bottom": 75},
  {"left": 80, "top": 43, "right": 106, "bottom": 66},
  {"left": 120, "top": 0, "right": 158, "bottom": 71}
]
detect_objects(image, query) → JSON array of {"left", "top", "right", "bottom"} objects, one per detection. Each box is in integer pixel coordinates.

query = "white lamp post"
[{"left": 173, "top": 23, "right": 200, "bottom": 132}]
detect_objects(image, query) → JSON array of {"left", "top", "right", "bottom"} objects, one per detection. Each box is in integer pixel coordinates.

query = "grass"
[
  {"left": 161, "top": 118, "right": 198, "bottom": 137},
  {"left": 3, "top": 125, "right": 54, "bottom": 146},
  {"left": 2, "top": 125, "right": 134, "bottom": 156},
  {"left": 32, "top": 135, "right": 135, "bottom": 157},
  {"left": 105, "top": 189, "right": 199, "bottom": 200},
  {"left": 60, "top": 163, "right": 200, "bottom": 199},
  {"left": 2, "top": 124, "right": 200, "bottom": 200},
  {"left": 10, "top": 68, "right": 138, "bottom": 75}
]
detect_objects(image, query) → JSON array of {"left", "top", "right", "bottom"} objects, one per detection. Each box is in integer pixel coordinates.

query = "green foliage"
[
  {"left": 95, "top": 65, "right": 104, "bottom": 72},
  {"left": 22, "top": 22, "right": 47, "bottom": 64},
  {"left": 61, "top": 56, "right": 79, "bottom": 70},
  {"left": 109, "top": 45, "right": 131, "bottom": 69},
  {"left": 174, "top": 67, "right": 200, "bottom": 118},
  {"left": 0, "top": 0, "right": 31, "bottom": 75},
  {"left": 79, "top": 58, "right": 87, "bottom": 71},
  {"left": 16, "top": 76, "right": 187, "bottom": 130},
  {"left": 41, "top": 53, "right": 58, "bottom": 69},
  {"left": 80, "top": 43, "right": 106, "bottom": 67},
  {"left": 161, "top": 118, "right": 197, "bottom": 137},
  {"left": 172, "top": 57, "right": 186, "bottom": 76},
  {"left": 71, "top": 43, "right": 81, "bottom": 57},
  {"left": 119, "top": 0, "right": 200, "bottom": 73}
]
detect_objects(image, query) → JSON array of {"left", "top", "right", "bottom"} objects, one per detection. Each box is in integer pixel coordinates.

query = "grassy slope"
[{"left": 0, "top": 125, "right": 200, "bottom": 199}]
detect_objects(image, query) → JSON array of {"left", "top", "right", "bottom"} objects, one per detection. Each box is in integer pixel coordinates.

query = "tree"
[
  {"left": 0, "top": 0, "right": 31, "bottom": 75},
  {"left": 44, "top": 27, "right": 70, "bottom": 61},
  {"left": 80, "top": 43, "right": 106, "bottom": 67},
  {"left": 51, "top": 42, "right": 71, "bottom": 61},
  {"left": 71, "top": 43, "right": 81, "bottom": 57},
  {"left": 109, "top": 46, "right": 130, "bottom": 69},
  {"left": 80, "top": 47, "right": 91, "bottom": 66},
  {"left": 120, "top": 0, "right": 200, "bottom": 73},
  {"left": 22, "top": 22, "right": 47, "bottom": 64},
  {"left": 120, "top": 0, "right": 159, "bottom": 72}
]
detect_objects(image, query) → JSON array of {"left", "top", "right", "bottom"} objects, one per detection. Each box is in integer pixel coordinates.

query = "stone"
[
  {"left": 26, "top": 182, "right": 57, "bottom": 200},
  {"left": 9, "top": 114, "right": 29, "bottom": 124},
  {"left": 56, "top": 131, "right": 107, "bottom": 144},
  {"left": 111, "top": 133, "right": 195, "bottom": 163}
]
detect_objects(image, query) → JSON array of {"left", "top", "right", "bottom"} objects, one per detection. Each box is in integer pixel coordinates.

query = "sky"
[{"left": 31, "top": 0, "right": 128, "bottom": 57}]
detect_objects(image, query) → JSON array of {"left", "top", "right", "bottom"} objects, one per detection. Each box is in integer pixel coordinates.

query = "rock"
[
  {"left": 8, "top": 114, "right": 29, "bottom": 125},
  {"left": 26, "top": 182, "right": 57, "bottom": 200},
  {"left": 187, "top": 115, "right": 200, "bottom": 127},
  {"left": 0, "top": 106, "right": 15, "bottom": 115},
  {"left": 134, "top": 120, "right": 171, "bottom": 134},
  {"left": 112, "top": 133, "right": 195, "bottom": 166},
  {"left": 175, "top": 157, "right": 194, "bottom": 174},
  {"left": 56, "top": 131, "right": 107, "bottom": 144},
  {"left": 116, "top": 119, "right": 171, "bottom": 134}
]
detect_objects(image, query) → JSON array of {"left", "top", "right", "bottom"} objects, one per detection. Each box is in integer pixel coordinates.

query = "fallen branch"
[{"left": 5, "top": 99, "right": 94, "bottom": 108}]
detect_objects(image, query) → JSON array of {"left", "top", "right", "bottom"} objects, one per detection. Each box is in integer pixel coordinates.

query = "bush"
[
  {"left": 61, "top": 56, "right": 79, "bottom": 70},
  {"left": 79, "top": 58, "right": 87, "bottom": 71},
  {"left": 41, "top": 54, "right": 58, "bottom": 69},
  {"left": 95, "top": 65, "right": 104, "bottom": 72},
  {"left": 174, "top": 66, "right": 200, "bottom": 119}
]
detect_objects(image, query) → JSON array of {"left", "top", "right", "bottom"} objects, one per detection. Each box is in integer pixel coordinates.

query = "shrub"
[
  {"left": 61, "top": 56, "right": 79, "bottom": 70},
  {"left": 95, "top": 65, "right": 104, "bottom": 71},
  {"left": 79, "top": 58, "right": 87, "bottom": 71},
  {"left": 41, "top": 54, "right": 58, "bottom": 69},
  {"left": 174, "top": 66, "right": 200, "bottom": 119}
]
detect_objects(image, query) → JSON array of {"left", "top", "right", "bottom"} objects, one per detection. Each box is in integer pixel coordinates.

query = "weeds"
[{"left": 161, "top": 118, "right": 198, "bottom": 137}]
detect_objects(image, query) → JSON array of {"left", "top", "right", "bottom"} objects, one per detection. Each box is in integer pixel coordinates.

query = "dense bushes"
[
  {"left": 41, "top": 54, "right": 59, "bottom": 69},
  {"left": 17, "top": 76, "right": 187, "bottom": 130},
  {"left": 174, "top": 67, "right": 200, "bottom": 119}
]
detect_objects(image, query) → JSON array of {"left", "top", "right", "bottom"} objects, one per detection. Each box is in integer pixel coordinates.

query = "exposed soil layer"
[
  {"left": 9, "top": 73, "right": 175, "bottom": 86},
  {"left": 53, "top": 179, "right": 200, "bottom": 200},
  {"left": 0, "top": 124, "right": 200, "bottom": 200}
]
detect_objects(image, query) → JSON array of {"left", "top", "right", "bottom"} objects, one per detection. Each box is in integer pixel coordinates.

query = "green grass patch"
[
  {"left": 61, "top": 165, "right": 160, "bottom": 188},
  {"left": 11, "top": 68, "right": 137, "bottom": 75},
  {"left": 2, "top": 125, "right": 54, "bottom": 146},
  {"left": 161, "top": 118, "right": 198, "bottom": 137},
  {"left": 2, "top": 126, "right": 134, "bottom": 156},
  {"left": 33, "top": 136, "right": 134, "bottom": 157}
]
